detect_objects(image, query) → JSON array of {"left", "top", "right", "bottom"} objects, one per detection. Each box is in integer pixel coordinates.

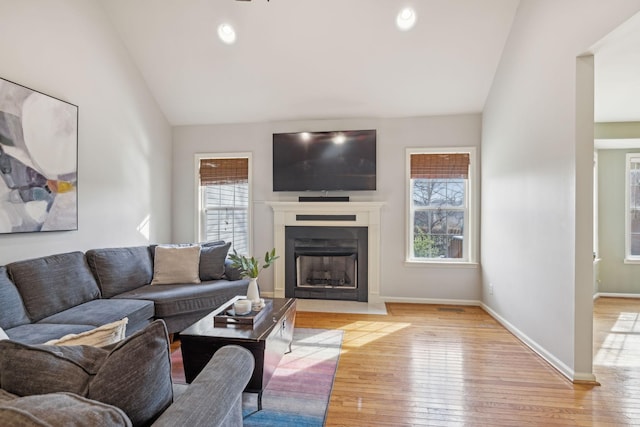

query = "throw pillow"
[
  {"left": 199, "top": 241, "right": 231, "bottom": 281},
  {"left": 44, "top": 318, "right": 128, "bottom": 347},
  {"left": 151, "top": 245, "right": 201, "bottom": 285},
  {"left": 0, "top": 392, "right": 132, "bottom": 427},
  {"left": 201, "top": 240, "right": 225, "bottom": 247},
  {"left": 0, "top": 342, "right": 109, "bottom": 396},
  {"left": 0, "top": 326, "right": 8, "bottom": 340},
  {"left": 88, "top": 320, "right": 173, "bottom": 426}
]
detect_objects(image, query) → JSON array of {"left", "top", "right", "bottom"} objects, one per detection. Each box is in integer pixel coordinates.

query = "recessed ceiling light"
[
  {"left": 218, "top": 23, "right": 236, "bottom": 44},
  {"left": 396, "top": 7, "right": 416, "bottom": 31}
]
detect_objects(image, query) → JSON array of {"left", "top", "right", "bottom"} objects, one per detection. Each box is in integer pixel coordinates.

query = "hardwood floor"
[{"left": 294, "top": 298, "right": 640, "bottom": 426}]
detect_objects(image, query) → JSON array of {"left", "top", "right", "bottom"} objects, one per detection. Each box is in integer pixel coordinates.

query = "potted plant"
[{"left": 228, "top": 248, "right": 278, "bottom": 303}]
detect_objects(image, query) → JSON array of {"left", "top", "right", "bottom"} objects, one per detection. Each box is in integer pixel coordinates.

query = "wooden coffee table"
[{"left": 179, "top": 297, "right": 297, "bottom": 410}]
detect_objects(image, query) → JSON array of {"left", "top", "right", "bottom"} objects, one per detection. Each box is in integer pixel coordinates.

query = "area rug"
[{"left": 171, "top": 328, "right": 343, "bottom": 427}]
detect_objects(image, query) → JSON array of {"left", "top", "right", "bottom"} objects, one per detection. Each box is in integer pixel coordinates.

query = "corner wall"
[
  {"left": 0, "top": 0, "right": 172, "bottom": 264},
  {"left": 172, "top": 115, "right": 482, "bottom": 300},
  {"left": 482, "top": 0, "right": 640, "bottom": 380}
]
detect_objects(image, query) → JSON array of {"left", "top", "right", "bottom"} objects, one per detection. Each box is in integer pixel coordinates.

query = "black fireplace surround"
[{"left": 284, "top": 226, "right": 368, "bottom": 302}]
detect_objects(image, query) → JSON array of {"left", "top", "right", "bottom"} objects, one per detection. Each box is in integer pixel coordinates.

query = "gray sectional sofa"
[
  {"left": 0, "top": 244, "right": 249, "bottom": 344},
  {"left": 0, "top": 319, "right": 255, "bottom": 427}
]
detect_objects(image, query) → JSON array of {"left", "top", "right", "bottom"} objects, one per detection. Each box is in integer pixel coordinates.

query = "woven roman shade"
[
  {"left": 199, "top": 158, "right": 248, "bottom": 185},
  {"left": 410, "top": 153, "right": 470, "bottom": 179}
]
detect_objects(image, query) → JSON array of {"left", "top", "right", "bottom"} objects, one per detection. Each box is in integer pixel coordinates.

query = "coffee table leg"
[{"left": 258, "top": 391, "right": 263, "bottom": 411}]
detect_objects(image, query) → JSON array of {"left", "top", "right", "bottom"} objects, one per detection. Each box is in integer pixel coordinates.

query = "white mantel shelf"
[{"left": 266, "top": 201, "right": 384, "bottom": 304}]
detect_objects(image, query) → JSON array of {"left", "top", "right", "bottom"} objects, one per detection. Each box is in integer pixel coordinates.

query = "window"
[
  {"left": 406, "top": 148, "right": 477, "bottom": 263},
  {"left": 625, "top": 153, "right": 640, "bottom": 262},
  {"left": 196, "top": 154, "right": 251, "bottom": 255}
]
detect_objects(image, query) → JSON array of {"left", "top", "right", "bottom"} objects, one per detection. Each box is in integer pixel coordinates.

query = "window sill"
[
  {"left": 404, "top": 260, "right": 479, "bottom": 269},
  {"left": 624, "top": 258, "right": 640, "bottom": 265}
]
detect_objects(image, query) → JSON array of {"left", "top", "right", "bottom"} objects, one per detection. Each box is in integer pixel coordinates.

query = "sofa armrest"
[{"left": 152, "top": 345, "right": 254, "bottom": 427}]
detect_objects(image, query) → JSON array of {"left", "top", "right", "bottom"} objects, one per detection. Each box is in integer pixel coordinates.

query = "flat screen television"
[{"left": 272, "top": 129, "right": 376, "bottom": 192}]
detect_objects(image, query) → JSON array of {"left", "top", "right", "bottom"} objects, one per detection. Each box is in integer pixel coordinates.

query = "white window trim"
[
  {"left": 625, "top": 153, "right": 640, "bottom": 263},
  {"left": 194, "top": 152, "right": 253, "bottom": 255},
  {"left": 405, "top": 147, "right": 478, "bottom": 265}
]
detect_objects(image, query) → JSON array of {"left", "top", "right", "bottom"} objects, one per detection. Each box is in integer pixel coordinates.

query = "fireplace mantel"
[{"left": 267, "top": 201, "right": 384, "bottom": 303}]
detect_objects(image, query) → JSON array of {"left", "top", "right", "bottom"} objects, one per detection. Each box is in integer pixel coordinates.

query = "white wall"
[
  {"left": 0, "top": 0, "right": 172, "bottom": 264},
  {"left": 172, "top": 114, "right": 482, "bottom": 301},
  {"left": 482, "top": 0, "right": 640, "bottom": 381}
]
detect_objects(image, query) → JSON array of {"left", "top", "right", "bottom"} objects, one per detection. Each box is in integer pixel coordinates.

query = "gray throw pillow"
[
  {"left": 199, "top": 241, "right": 231, "bottom": 281},
  {"left": 0, "top": 343, "right": 109, "bottom": 396},
  {"left": 88, "top": 320, "right": 173, "bottom": 426},
  {"left": 224, "top": 258, "right": 243, "bottom": 281},
  {"left": 201, "top": 240, "right": 225, "bottom": 247}
]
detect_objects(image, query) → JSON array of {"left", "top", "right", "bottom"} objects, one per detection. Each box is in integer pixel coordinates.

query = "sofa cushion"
[
  {"left": 45, "top": 318, "right": 128, "bottom": 347},
  {"left": 7, "top": 252, "right": 101, "bottom": 322},
  {"left": 0, "top": 266, "right": 31, "bottom": 329},
  {"left": 86, "top": 247, "right": 153, "bottom": 298},
  {"left": 0, "top": 391, "right": 132, "bottom": 427},
  {"left": 224, "top": 258, "right": 243, "bottom": 281},
  {"left": 3, "top": 323, "right": 95, "bottom": 345},
  {"left": 88, "top": 320, "right": 173, "bottom": 426},
  {"left": 151, "top": 245, "right": 201, "bottom": 285},
  {"left": 113, "top": 279, "right": 249, "bottom": 318},
  {"left": 0, "top": 321, "right": 172, "bottom": 427},
  {"left": 0, "top": 341, "right": 109, "bottom": 396},
  {"left": 199, "top": 241, "right": 231, "bottom": 281},
  {"left": 38, "top": 299, "right": 154, "bottom": 333}
]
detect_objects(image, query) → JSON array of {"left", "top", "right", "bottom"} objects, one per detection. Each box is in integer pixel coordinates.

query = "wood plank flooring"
[{"left": 293, "top": 298, "right": 640, "bottom": 426}]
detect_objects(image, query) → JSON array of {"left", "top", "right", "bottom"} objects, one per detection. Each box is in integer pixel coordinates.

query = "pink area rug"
[{"left": 171, "top": 328, "right": 343, "bottom": 426}]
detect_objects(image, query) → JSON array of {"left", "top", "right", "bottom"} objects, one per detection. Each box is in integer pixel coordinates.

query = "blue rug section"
[
  {"left": 241, "top": 328, "right": 343, "bottom": 427},
  {"left": 243, "top": 409, "right": 323, "bottom": 427}
]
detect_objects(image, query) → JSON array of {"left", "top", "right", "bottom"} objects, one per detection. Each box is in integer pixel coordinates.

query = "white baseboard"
[{"left": 480, "top": 303, "right": 596, "bottom": 384}]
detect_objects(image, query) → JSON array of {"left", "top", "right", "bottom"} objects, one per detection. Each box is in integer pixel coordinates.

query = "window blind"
[
  {"left": 410, "top": 153, "right": 470, "bottom": 180},
  {"left": 199, "top": 158, "right": 248, "bottom": 185}
]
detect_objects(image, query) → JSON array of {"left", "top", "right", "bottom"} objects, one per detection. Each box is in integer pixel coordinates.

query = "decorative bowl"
[{"left": 233, "top": 299, "right": 252, "bottom": 315}]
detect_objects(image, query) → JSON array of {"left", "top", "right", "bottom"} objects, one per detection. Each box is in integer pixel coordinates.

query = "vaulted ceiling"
[
  {"left": 99, "top": 1, "right": 639, "bottom": 127},
  {"left": 99, "top": 0, "right": 520, "bottom": 126}
]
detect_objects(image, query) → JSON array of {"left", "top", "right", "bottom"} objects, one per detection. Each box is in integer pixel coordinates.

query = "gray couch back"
[
  {"left": 7, "top": 252, "right": 101, "bottom": 322},
  {"left": 86, "top": 246, "right": 153, "bottom": 298},
  {"left": 0, "top": 266, "right": 31, "bottom": 329}
]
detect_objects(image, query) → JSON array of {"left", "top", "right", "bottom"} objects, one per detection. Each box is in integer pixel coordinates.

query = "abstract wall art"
[{"left": 0, "top": 77, "right": 78, "bottom": 233}]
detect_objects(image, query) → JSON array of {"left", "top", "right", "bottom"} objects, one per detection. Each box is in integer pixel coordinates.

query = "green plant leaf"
[{"left": 225, "top": 248, "right": 277, "bottom": 279}]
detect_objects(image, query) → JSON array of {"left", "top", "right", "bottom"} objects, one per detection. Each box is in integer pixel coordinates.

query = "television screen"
[{"left": 273, "top": 130, "right": 376, "bottom": 192}]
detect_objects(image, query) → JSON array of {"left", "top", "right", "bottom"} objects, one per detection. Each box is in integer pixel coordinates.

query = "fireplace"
[
  {"left": 268, "top": 201, "right": 383, "bottom": 303},
  {"left": 285, "top": 226, "right": 368, "bottom": 301}
]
